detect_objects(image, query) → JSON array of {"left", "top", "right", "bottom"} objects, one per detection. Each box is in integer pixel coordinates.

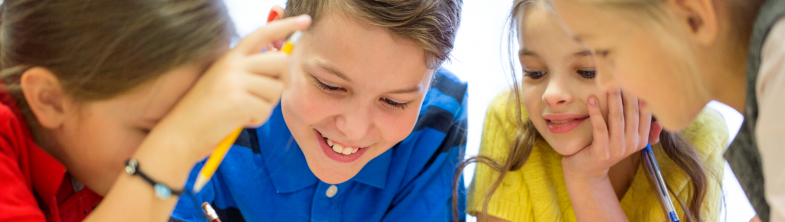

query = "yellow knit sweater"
[{"left": 468, "top": 92, "right": 728, "bottom": 222}]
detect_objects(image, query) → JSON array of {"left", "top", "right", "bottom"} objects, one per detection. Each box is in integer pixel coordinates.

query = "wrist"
[
  {"left": 562, "top": 163, "right": 608, "bottom": 182},
  {"left": 131, "top": 127, "right": 200, "bottom": 191}
]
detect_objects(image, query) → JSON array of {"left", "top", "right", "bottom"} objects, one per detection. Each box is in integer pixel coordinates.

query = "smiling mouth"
[
  {"left": 548, "top": 119, "right": 576, "bottom": 124},
  {"left": 321, "top": 137, "right": 364, "bottom": 155}
]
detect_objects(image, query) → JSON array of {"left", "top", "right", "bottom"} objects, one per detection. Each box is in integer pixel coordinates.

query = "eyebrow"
[
  {"left": 388, "top": 85, "right": 422, "bottom": 94},
  {"left": 311, "top": 61, "right": 423, "bottom": 94},
  {"left": 519, "top": 48, "right": 592, "bottom": 59},
  {"left": 571, "top": 50, "right": 592, "bottom": 58},
  {"left": 314, "top": 62, "right": 351, "bottom": 82},
  {"left": 519, "top": 48, "right": 538, "bottom": 57}
]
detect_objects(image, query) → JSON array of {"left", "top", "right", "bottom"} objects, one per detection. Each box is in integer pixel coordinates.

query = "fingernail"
[
  {"left": 297, "top": 14, "right": 312, "bottom": 23},
  {"left": 267, "top": 11, "right": 278, "bottom": 23},
  {"left": 589, "top": 97, "right": 597, "bottom": 106}
]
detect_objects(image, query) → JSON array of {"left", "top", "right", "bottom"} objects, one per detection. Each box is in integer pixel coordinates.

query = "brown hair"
[
  {"left": 284, "top": 0, "right": 462, "bottom": 69},
  {"left": 0, "top": 0, "right": 234, "bottom": 120},
  {"left": 452, "top": 0, "right": 716, "bottom": 221}
]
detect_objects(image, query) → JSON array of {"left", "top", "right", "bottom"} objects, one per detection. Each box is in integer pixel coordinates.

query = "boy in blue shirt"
[{"left": 172, "top": 0, "right": 466, "bottom": 221}]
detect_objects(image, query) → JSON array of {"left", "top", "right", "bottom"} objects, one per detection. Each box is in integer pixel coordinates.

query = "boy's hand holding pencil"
[
  {"left": 148, "top": 15, "right": 311, "bottom": 174},
  {"left": 190, "top": 16, "right": 308, "bottom": 192}
]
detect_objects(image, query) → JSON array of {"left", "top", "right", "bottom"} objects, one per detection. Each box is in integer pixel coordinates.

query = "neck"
[
  {"left": 607, "top": 152, "right": 641, "bottom": 200},
  {"left": 27, "top": 118, "right": 66, "bottom": 162},
  {"left": 705, "top": 33, "right": 749, "bottom": 113}
]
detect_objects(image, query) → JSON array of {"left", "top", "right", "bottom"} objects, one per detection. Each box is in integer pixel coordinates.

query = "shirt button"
[{"left": 326, "top": 185, "right": 338, "bottom": 198}]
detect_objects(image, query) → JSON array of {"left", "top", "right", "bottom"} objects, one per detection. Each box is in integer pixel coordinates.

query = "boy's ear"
[
  {"left": 665, "top": 0, "right": 719, "bottom": 46},
  {"left": 267, "top": 6, "right": 285, "bottom": 23},
  {"left": 268, "top": 5, "right": 287, "bottom": 50},
  {"left": 20, "top": 67, "right": 73, "bottom": 129}
]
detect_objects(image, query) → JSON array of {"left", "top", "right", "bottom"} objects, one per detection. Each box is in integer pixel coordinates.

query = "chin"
[
  {"left": 552, "top": 144, "right": 583, "bottom": 156},
  {"left": 314, "top": 172, "right": 355, "bottom": 184},
  {"left": 655, "top": 112, "right": 695, "bottom": 131},
  {"left": 546, "top": 137, "right": 590, "bottom": 156}
]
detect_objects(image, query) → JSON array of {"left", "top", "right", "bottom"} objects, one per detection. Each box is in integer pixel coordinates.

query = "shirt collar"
[
  {"left": 350, "top": 148, "right": 390, "bottom": 189},
  {"left": 0, "top": 87, "right": 67, "bottom": 202},
  {"left": 258, "top": 105, "right": 390, "bottom": 192}
]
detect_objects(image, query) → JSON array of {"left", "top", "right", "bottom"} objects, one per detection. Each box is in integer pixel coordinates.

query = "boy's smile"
[{"left": 280, "top": 11, "right": 432, "bottom": 184}]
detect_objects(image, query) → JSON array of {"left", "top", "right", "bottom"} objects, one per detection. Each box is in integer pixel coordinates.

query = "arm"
[
  {"left": 82, "top": 17, "right": 311, "bottom": 222},
  {"left": 561, "top": 89, "right": 657, "bottom": 222},
  {"left": 757, "top": 17, "right": 785, "bottom": 222}
]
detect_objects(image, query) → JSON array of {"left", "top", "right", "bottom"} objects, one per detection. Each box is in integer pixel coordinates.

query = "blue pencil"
[{"left": 642, "top": 143, "right": 680, "bottom": 222}]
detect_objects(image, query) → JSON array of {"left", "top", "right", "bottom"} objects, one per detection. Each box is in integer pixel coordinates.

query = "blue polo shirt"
[{"left": 171, "top": 69, "right": 467, "bottom": 222}]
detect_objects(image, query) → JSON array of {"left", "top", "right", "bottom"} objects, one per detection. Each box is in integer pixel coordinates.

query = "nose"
[
  {"left": 542, "top": 73, "right": 575, "bottom": 107},
  {"left": 334, "top": 101, "right": 373, "bottom": 141}
]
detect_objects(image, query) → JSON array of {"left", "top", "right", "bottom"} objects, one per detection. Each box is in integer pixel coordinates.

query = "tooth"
[
  {"left": 333, "top": 144, "right": 343, "bottom": 153},
  {"left": 352, "top": 148, "right": 358, "bottom": 153},
  {"left": 342, "top": 147, "right": 352, "bottom": 155},
  {"left": 327, "top": 139, "right": 333, "bottom": 146}
]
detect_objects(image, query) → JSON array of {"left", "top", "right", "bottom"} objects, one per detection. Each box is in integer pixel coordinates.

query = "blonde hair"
[
  {"left": 284, "top": 0, "right": 462, "bottom": 69},
  {"left": 573, "top": 0, "right": 763, "bottom": 42},
  {"left": 452, "top": 0, "right": 716, "bottom": 221}
]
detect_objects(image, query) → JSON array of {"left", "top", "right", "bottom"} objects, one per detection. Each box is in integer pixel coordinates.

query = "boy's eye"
[
  {"left": 577, "top": 70, "right": 596, "bottom": 79},
  {"left": 524, "top": 70, "right": 546, "bottom": 79},
  {"left": 381, "top": 97, "right": 409, "bottom": 110},
  {"left": 314, "top": 78, "right": 346, "bottom": 92}
]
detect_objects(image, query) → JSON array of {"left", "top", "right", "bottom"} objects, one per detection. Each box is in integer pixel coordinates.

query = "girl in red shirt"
[{"left": 0, "top": 1, "right": 310, "bottom": 221}]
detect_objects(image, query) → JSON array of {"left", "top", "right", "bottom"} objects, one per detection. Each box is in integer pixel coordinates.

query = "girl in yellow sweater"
[{"left": 460, "top": 0, "right": 728, "bottom": 221}]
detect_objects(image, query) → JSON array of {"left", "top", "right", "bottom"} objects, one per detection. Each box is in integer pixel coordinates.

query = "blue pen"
[{"left": 642, "top": 143, "right": 680, "bottom": 222}]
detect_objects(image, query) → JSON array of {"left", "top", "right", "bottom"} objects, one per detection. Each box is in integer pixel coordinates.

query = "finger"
[
  {"left": 243, "top": 73, "right": 286, "bottom": 104},
  {"left": 244, "top": 52, "right": 288, "bottom": 78},
  {"left": 649, "top": 121, "right": 663, "bottom": 144},
  {"left": 621, "top": 91, "right": 639, "bottom": 152},
  {"left": 637, "top": 100, "right": 652, "bottom": 148},
  {"left": 622, "top": 91, "right": 638, "bottom": 137},
  {"left": 586, "top": 95, "right": 610, "bottom": 159},
  {"left": 234, "top": 15, "right": 311, "bottom": 55},
  {"left": 241, "top": 98, "right": 276, "bottom": 128},
  {"left": 248, "top": 103, "right": 276, "bottom": 128},
  {"left": 607, "top": 88, "right": 624, "bottom": 158}
]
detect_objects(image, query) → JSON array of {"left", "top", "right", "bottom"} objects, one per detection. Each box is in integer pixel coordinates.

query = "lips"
[
  {"left": 314, "top": 130, "right": 369, "bottom": 163},
  {"left": 543, "top": 114, "right": 589, "bottom": 134}
]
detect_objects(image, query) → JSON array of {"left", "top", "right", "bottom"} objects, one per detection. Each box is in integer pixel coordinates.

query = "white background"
[{"left": 231, "top": 1, "right": 756, "bottom": 221}]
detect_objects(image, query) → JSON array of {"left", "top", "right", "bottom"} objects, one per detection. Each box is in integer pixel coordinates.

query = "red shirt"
[{"left": 0, "top": 90, "right": 102, "bottom": 222}]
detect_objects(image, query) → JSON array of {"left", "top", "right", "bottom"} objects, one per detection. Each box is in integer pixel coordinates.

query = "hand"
[
  {"left": 562, "top": 88, "right": 659, "bottom": 180},
  {"left": 153, "top": 15, "right": 311, "bottom": 162}
]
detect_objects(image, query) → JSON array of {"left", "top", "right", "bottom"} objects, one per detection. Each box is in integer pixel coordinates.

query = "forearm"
[
  {"left": 84, "top": 126, "right": 197, "bottom": 222},
  {"left": 564, "top": 175, "right": 629, "bottom": 222}
]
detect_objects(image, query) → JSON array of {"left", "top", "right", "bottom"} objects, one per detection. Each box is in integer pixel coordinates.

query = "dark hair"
[
  {"left": 452, "top": 1, "right": 714, "bottom": 221},
  {"left": 284, "top": 0, "right": 462, "bottom": 69},
  {"left": 0, "top": 0, "right": 234, "bottom": 122}
]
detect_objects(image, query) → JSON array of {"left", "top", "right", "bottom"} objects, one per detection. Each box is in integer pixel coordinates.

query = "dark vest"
[{"left": 725, "top": 0, "right": 785, "bottom": 221}]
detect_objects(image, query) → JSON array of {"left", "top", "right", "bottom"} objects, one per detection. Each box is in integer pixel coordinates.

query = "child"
[
  {"left": 462, "top": 0, "right": 727, "bottom": 221},
  {"left": 549, "top": 0, "right": 783, "bottom": 221},
  {"left": 0, "top": 0, "right": 310, "bottom": 221},
  {"left": 171, "top": 1, "right": 467, "bottom": 221}
]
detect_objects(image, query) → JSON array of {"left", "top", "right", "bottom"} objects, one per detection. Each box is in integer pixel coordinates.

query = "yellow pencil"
[{"left": 193, "top": 30, "right": 304, "bottom": 192}]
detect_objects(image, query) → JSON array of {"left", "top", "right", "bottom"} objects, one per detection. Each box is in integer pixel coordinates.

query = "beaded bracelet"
[{"left": 124, "top": 159, "right": 183, "bottom": 199}]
